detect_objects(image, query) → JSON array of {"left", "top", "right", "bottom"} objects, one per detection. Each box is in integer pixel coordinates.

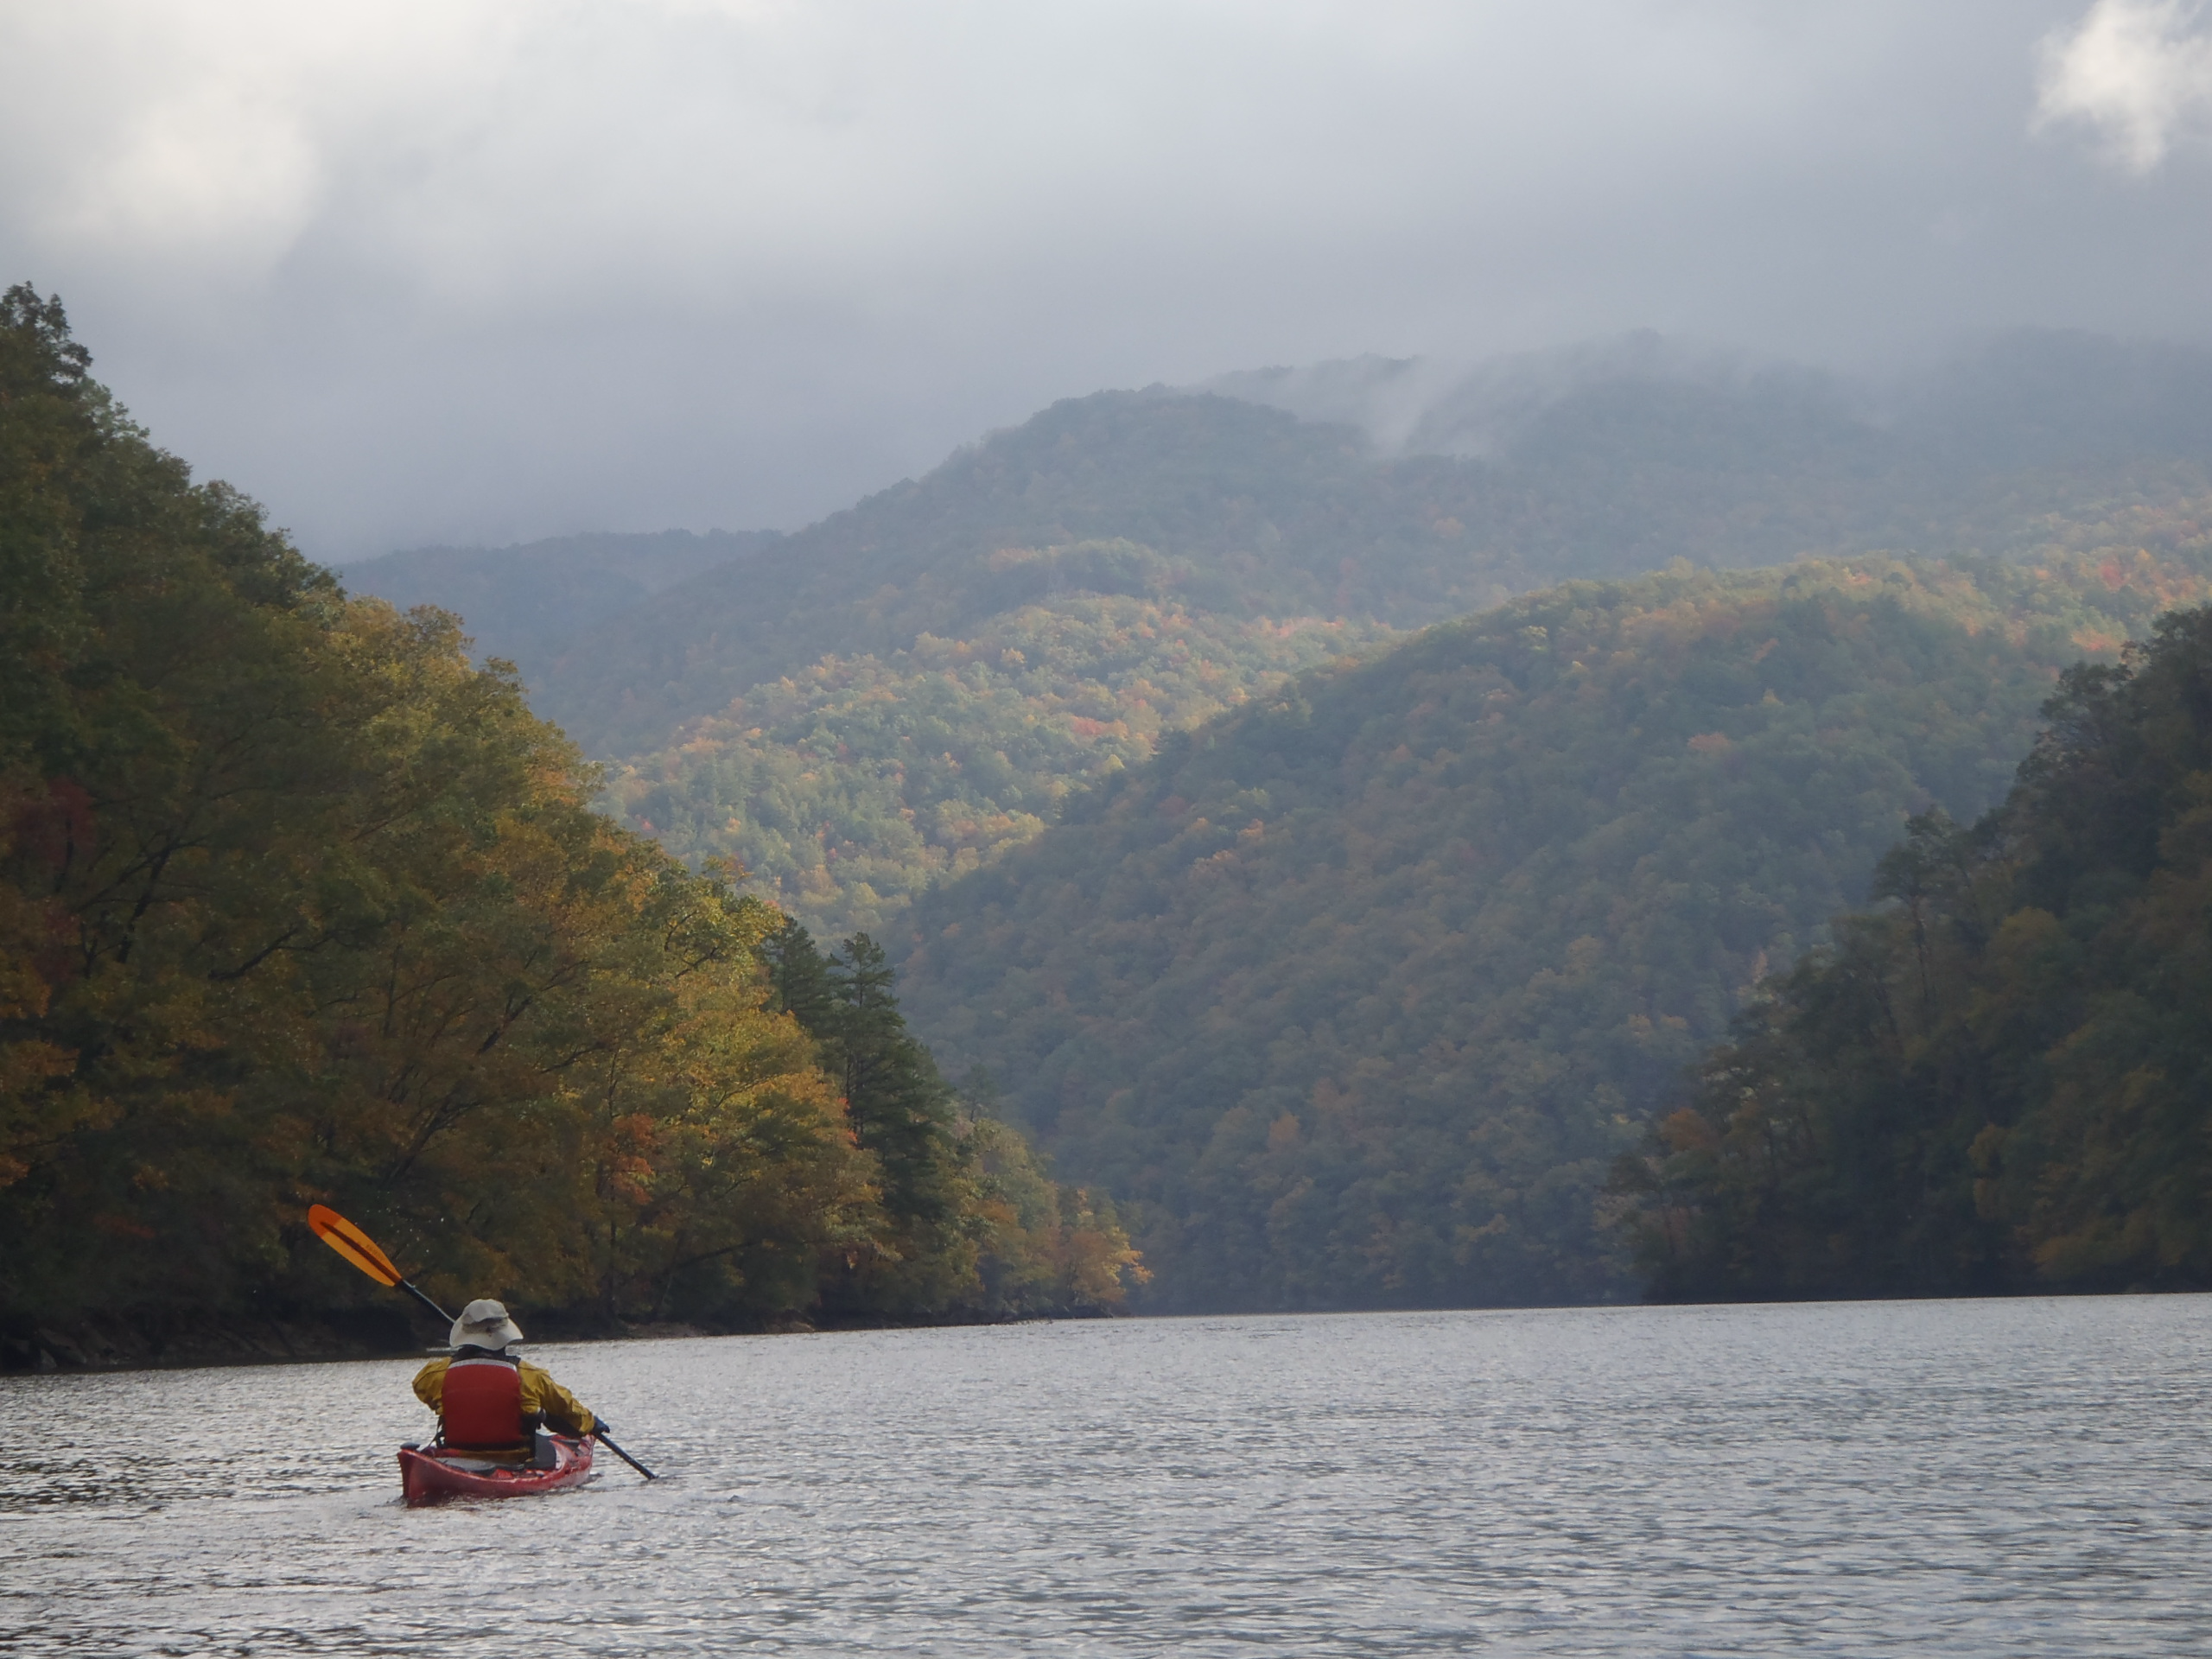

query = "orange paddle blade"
[{"left": 308, "top": 1204, "right": 405, "bottom": 1287}]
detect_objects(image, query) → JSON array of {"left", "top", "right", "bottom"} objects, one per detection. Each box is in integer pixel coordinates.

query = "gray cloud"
[{"left": 3, "top": 1, "right": 2205, "bottom": 559}]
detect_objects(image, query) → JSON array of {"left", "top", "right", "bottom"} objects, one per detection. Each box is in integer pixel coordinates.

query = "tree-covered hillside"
[
  {"left": 0, "top": 288, "right": 1139, "bottom": 1349},
  {"left": 884, "top": 551, "right": 2212, "bottom": 1312},
  {"left": 609, "top": 574, "right": 1399, "bottom": 936},
  {"left": 1612, "top": 604, "right": 2212, "bottom": 1300}
]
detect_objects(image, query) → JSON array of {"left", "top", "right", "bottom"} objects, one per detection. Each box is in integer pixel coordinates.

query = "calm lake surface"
[{"left": 4, "top": 1298, "right": 2209, "bottom": 1656}]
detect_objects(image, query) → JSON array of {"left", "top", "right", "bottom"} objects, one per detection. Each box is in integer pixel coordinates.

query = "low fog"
[{"left": 4, "top": 0, "right": 2212, "bottom": 558}]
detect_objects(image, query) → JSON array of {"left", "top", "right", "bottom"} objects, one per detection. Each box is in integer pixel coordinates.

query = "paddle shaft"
[
  {"left": 396, "top": 1279, "right": 454, "bottom": 1326},
  {"left": 594, "top": 1432, "right": 658, "bottom": 1480}
]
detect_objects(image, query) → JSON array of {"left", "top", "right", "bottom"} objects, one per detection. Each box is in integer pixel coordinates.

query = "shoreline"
[
  {"left": 8, "top": 1287, "right": 2199, "bottom": 1377},
  {"left": 0, "top": 1304, "right": 1106, "bottom": 1377}
]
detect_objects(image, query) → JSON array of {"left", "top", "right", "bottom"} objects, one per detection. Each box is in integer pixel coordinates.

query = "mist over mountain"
[
  {"left": 1206, "top": 330, "right": 2212, "bottom": 470},
  {"left": 16, "top": 3, "right": 2212, "bottom": 563}
]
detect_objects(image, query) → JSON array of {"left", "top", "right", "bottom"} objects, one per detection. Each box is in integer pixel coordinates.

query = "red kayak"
[{"left": 398, "top": 1435, "right": 595, "bottom": 1506}]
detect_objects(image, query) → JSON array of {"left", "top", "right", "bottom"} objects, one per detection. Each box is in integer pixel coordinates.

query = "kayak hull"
[{"left": 398, "top": 1435, "right": 595, "bottom": 1506}]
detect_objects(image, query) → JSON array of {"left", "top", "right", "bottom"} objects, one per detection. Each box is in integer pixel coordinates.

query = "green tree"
[{"left": 829, "top": 933, "right": 960, "bottom": 1224}]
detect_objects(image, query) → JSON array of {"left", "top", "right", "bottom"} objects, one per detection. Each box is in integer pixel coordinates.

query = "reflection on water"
[{"left": 3, "top": 1297, "right": 2209, "bottom": 1656}]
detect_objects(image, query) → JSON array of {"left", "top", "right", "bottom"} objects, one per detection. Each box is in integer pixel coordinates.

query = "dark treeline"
[
  {"left": 1612, "top": 606, "right": 2212, "bottom": 1298},
  {"left": 0, "top": 287, "right": 1139, "bottom": 1357},
  {"left": 759, "top": 920, "right": 1145, "bottom": 1317}
]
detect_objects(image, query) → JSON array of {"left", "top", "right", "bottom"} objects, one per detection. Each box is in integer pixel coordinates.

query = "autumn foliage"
[
  {"left": 0, "top": 287, "right": 1140, "bottom": 1338},
  {"left": 890, "top": 554, "right": 2212, "bottom": 1311}
]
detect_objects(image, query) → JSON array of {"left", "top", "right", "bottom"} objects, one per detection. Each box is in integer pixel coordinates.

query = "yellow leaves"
[
  {"left": 0, "top": 808, "right": 92, "bottom": 1191},
  {"left": 1063, "top": 1219, "right": 1151, "bottom": 1304},
  {"left": 10, "top": 499, "right": 903, "bottom": 1321},
  {"left": 599, "top": 1112, "right": 662, "bottom": 1207},
  {"left": 6, "top": 310, "right": 1055, "bottom": 1332},
  {"left": 1658, "top": 1107, "right": 1720, "bottom": 1156},
  {"left": 1186, "top": 847, "right": 1240, "bottom": 885},
  {"left": 964, "top": 1117, "right": 1147, "bottom": 1312}
]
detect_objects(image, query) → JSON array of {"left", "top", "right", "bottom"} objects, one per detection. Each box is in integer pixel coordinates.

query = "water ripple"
[{"left": 4, "top": 1298, "right": 2209, "bottom": 1655}]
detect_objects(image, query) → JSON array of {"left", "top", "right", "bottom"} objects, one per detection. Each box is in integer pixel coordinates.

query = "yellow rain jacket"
[{"left": 413, "top": 1355, "right": 599, "bottom": 1438}]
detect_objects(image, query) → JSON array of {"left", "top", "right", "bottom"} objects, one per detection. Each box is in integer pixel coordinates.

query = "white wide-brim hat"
[{"left": 449, "top": 1298, "right": 524, "bottom": 1351}]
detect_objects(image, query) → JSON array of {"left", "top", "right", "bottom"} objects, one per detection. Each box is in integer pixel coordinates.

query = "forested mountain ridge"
[
  {"left": 526, "top": 334, "right": 2212, "bottom": 766},
  {"left": 342, "top": 528, "right": 781, "bottom": 683},
  {"left": 531, "top": 394, "right": 1428, "bottom": 756},
  {"left": 0, "top": 288, "right": 1140, "bottom": 1351},
  {"left": 883, "top": 548, "right": 2212, "bottom": 1312},
  {"left": 1613, "top": 603, "right": 2212, "bottom": 1300}
]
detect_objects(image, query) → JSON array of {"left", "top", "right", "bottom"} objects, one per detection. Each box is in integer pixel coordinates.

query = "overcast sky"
[{"left": 5, "top": 0, "right": 2212, "bottom": 559}]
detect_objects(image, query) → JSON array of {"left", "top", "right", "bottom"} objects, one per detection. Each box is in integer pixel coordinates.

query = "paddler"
[{"left": 412, "top": 1299, "right": 607, "bottom": 1462}]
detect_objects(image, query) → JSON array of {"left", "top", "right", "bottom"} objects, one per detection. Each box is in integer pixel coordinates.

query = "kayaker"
[{"left": 411, "top": 1299, "right": 607, "bottom": 1460}]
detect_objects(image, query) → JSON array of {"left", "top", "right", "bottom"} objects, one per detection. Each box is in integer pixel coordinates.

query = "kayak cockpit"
[{"left": 397, "top": 1433, "right": 595, "bottom": 1505}]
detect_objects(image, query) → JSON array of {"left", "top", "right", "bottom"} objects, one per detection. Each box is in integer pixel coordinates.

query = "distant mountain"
[
  {"left": 317, "top": 329, "right": 2212, "bottom": 1314},
  {"left": 537, "top": 332, "right": 2212, "bottom": 763},
  {"left": 341, "top": 332, "right": 2212, "bottom": 944},
  {"left": 531, "top": 395, "right": 1427, "bottom": 757},
  {"left": 1893, "top": 330, "right": 2212, "bottom": 469},
  {"left": 340, "top": 528, "right": 779, "bottom": 682},
  {"left": 882, "top": 548, "right": 2212, "bottom": 1313},
  {"left": 550, "top": 334, "right": 2212, "bottom": 937}
]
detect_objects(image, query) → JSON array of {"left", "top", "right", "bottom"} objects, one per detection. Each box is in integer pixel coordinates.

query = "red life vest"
[{"left": 442, "top": 1352, "right": 525, "bottom": 1448}]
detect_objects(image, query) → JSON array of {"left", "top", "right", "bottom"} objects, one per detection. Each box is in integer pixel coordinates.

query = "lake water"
[{"left": 3, "top": 1297, "right": 2208, "bottom": 1656}]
